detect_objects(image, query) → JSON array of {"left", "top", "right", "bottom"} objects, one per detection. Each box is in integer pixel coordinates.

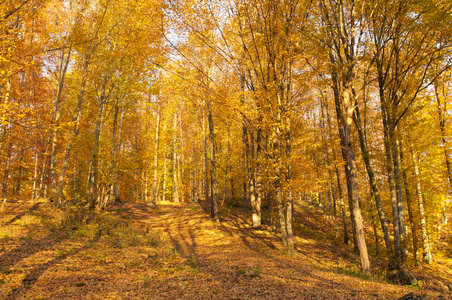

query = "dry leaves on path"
[{"left": 0, "top": 199, "right": 450, "bottom": 299}]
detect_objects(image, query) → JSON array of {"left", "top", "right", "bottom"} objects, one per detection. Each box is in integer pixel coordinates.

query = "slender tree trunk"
[
  {"left": 254, "top": 129, "right": 262, "bottom": 228},
  {"left": 434, "top": 82, "right": 452, "bottom": 189},
  {"left": 152, "top": 107, "right": 161, "bottom": 206},
  {"left": 13, "top": 148, "right": 24, "bottom": 195},
  {"left": 354, "top": 106, "right": 394, "bottom": 262},
  {"left": 399, "top": 139, "right": 421, "bottom": 267},
  {"left": 392, "top": 138, "right": 407, "bottom": 265},
  {"left": 89, "top": 77, "right": 108, "bottom": 208},
  {"left": 178, "top": 110, "right": 184, "bottom": 203},
  {"left": 50, "top": 49, "right": 71, "bottom": 205},
  {"left": 247, "top": 129, "right": 257, "bottom": 226},
  {"left": 32, "top": 148, "right": 39, "bottom": 201},
  {"left": 273, "top": 94, "right": 294, "bottom": 255},
  {"left": 323, "top": 90, "right": 348, "bottom": 244},
  {"left": 173, "top": 149, "right": 179, "bottom": 203},
  {"left": 223, "top": 126, "right": 231, "bottom": 205},
  {"left": 57, "top": 52, "right": 91, "bottom": 202},
  {"left": 328, "top": 173, "right": 340, "bottom": 238},
  {"left": 108, "top": 99, "right": 119, "bottom": 204},
  {"left": 114, "top": 105, "right": 124, "bottom": 200},
  {"left": 203, "top": 105, "right": 209, "bottom": 212},
  {"left": 410, "top": 143, "right": 433, "bottom": 264},
  {"left": 330, "top": 58, "right": 370, "bottom": 272},
  {"left": 73, "top": 153, "right": 78, "bottom": 199},
  {"left": 243, "top": 126, "right": 250, "bottom": 210},
  {"left": 208, "top": 108, "right": 219, "bottom": 222},
  {"left": 172, "top": 112, "right": 179, "bottom": 203},
  {"left": 2, "top": 141, "right": 12, "bottom": 198},
  {"left": 162, "top": 152, "right": 167, "bottom": 202},
  {"left": 370, "top": 189, "right": 379, "bottom": 256},
  {"left": 336, "top": 167, "right": 349, "bottom": 245},
  {"left": 382, "top": 112, "right": 402, "bottom": 265},
  {"left": 38, "top": 143, "right": 49, "bottom": 199}
]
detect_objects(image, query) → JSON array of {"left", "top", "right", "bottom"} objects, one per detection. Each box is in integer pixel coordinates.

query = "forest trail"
[{"left": 0, "top": 199, "right": 451, "bottom": 299}]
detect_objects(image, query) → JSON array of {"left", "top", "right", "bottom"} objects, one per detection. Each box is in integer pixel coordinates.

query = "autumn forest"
[{"left": 1, "top": 0, "right": 452, "bottom": 298}]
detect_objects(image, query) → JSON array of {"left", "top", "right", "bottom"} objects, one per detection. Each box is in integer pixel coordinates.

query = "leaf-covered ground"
[{"left": 0, "top": 198, "right": 451, "bottom": 299}]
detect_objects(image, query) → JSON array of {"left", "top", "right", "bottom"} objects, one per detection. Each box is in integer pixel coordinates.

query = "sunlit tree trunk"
[
  {"left": 114, "top": 105, "right": 124, "bottom": 200},
  {"left": 329, "top": 57, "right": 370, "bottom": 272},
  {"left": 162, "top": 151, "right": 168, "bottom": 202},
  {"left": 50, "top": 49, "right": 71, "bottom": 205},
  {"left": 434, "top": 81, "right": 452, "bottom": 189},
  {"left": 203, "top": 104, "right": 209, "bottom": 212},
  {"left": 380, "top": 90, "right": 402, "bottom": 265},
  {"left": 32, "top": 147, "right": 39, "bottom": 201},
  {"left": 354, "top": 105, "right": 394, "bottom": 262},
  {"left": 393, "top": 138, "right": 407, "bottom": 264},
  {"left": 58, "top": 51, "right": 91, "bottom": 202},
  {"left": 152, "top": 106, "right": 161, "bottom": 206},
  {"left": 208, "top": 107, "right": 219, "bottom": 222},
  {"left": 400, "top": 140, "right": 421, "bottom": 267},
  {"left": 2, "top": 141, "right": 12, "bottom": 198},
  {"left": 89, "top": 76, "right": 109, "bottom": 208},
  {"left": 253, "top": 129, "right": 262, "bottom": 228},
  {"left": 13, "top": 146, "right": 24, "bottom": 195},
  {"left": 172, "top": 112, "right": 179, "bottom": 203},
  {"left": 247, "top": 129, "right": 257, "bottom": 226},
  {"left": 322, "top": 89, "right": 348, "bottom": 244},
  {"left": 410, "top": 142, "right": 433, "bottom": 264}
]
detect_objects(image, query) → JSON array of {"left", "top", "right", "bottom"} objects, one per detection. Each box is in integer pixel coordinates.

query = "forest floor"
[{"left": 0, "top": 198, "right": 451, "bottom": 300}]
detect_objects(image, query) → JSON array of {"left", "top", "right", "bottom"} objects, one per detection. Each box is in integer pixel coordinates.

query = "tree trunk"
[
  {"left": 247, "top": 129, "right": 257, "bottom": 226},
  {"left": 2, "top": 141, "right": 12, "bottom": 198},
  {"left": 254, "top": 129, "right": 262, "bottom": 228},
  {"left": 392, "top": 138, "right": 407, "bottom": 265},
  {"left": 50, "top": 49, "right": 71, "bottom": 205},
  {"left": 353, "top": 105, "right": 394, "bottom": 262},
  {"left": 89, "top": 77, "right": 109, "bottom": 208},
  {"left": 400, "top": 139, "right": 421, "bottom": 267},
  {"left": 434, "top": 82, "right": 452, "bottom": 189},
  {"left": 324, "top": 91, "right": 349, "bottom": 245},
  {"left": 381, "top": 110, "right": 402, "bottom": 265},
  {"left": 208, "top": 108, "right": 219, "bottom": 222},
  {"left": 162, "top": 152, "right": 167, "bottom": 202},
  {"left": 336, "top": 167, "right": 349, "bottom": 245},
  {"left": 152, "top": 107, "right": 161, "bottom": 206},
  {"left": 370, "top": 189, "right": 379, "bottom": 256},
  {"left": 203, "top": 105, "right": 209, "bottom": 213},
  {"left": 410, "top": 143, "right": 433, "bottom": 264},
  {"left": 114, "top": 105, "right": 124, "bottom": 200},
  {"left": 32, "top": 148, "right": 39, "bottom": 201},
  {"left": 13, "top": 148, "right": 24, "bottom": 195},
  {"left": 57, "top": 53, "right": 90, "bottom": 202},
  {"left": 330, "top": 58, "right": 370, "bottom": 273}
]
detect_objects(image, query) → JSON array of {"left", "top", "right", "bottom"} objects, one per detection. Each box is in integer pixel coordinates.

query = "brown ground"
[{"left": 0, "top": 198, "right": 451, "bottom": 299}]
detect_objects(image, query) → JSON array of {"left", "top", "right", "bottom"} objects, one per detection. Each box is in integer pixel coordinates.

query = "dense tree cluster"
[{"left": 1, "top": 0, "right": 451, "bottom": 275}]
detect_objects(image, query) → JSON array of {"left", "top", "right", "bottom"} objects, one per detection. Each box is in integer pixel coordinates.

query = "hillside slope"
[{"left": 0, "top": 199, "right": 450, "bottom": 299}]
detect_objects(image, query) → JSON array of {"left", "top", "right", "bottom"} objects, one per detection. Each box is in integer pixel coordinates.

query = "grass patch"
[{"left": 336, "top": 263, "right": 374, "bottom": 281}]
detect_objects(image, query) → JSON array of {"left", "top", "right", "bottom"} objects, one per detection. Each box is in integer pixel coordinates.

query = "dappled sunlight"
[{"left": 0, "top": 199, "right": 450, "bottom": 299}]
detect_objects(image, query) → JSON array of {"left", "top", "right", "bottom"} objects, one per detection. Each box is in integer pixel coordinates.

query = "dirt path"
[{"left": 0, "top": 199, "right": 449, "bottom": 299}]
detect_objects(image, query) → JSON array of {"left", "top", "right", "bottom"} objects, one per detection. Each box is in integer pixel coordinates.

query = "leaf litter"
[{"left": 0, "top": 198, "right": 451, "bottom": 299}]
